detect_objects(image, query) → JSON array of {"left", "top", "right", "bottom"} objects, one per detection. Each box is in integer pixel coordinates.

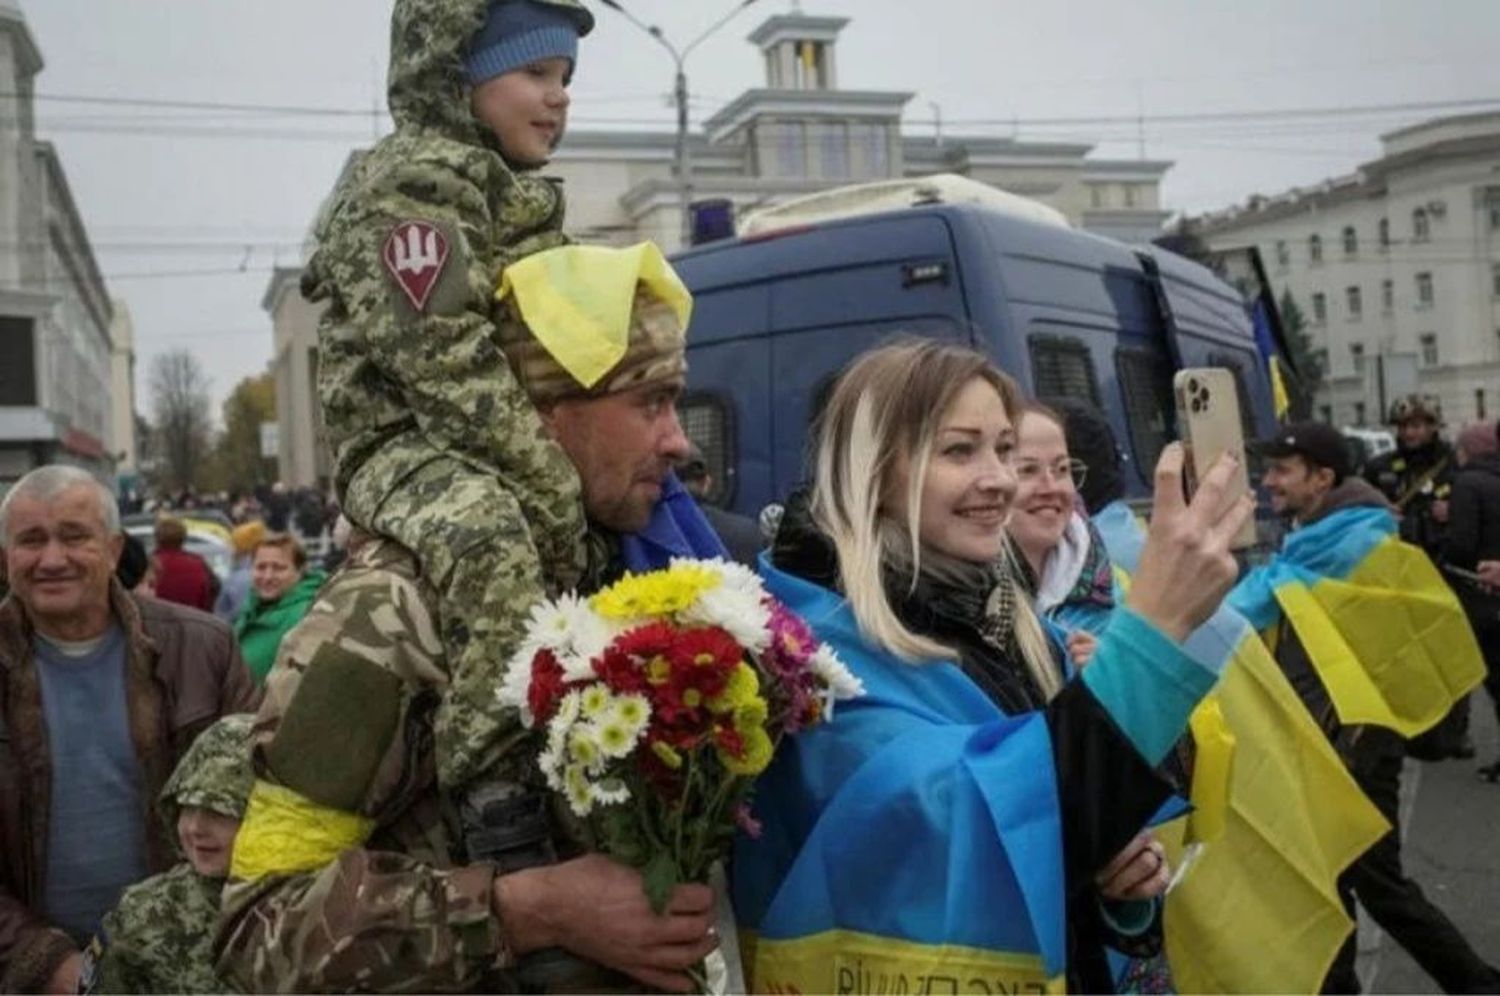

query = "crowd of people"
[{"left": 3, "top": 0, "right": 1500, "bottom": 993}]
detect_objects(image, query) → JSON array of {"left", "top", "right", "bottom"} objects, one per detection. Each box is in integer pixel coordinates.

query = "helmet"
[{"left": 1387, "top": 394, "right": 1440, "bottom": 426}]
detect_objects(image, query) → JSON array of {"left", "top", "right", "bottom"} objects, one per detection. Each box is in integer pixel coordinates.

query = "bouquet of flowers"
[{"left": 498, "top": 557, "right": 862, "bottom": 910}]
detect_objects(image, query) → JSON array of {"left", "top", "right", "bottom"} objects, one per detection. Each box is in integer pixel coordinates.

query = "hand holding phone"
[{"left": 1173, "top": 368, "right": 1257, "bottom": 549}]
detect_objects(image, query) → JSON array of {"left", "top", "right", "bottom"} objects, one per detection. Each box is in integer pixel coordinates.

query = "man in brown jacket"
[{"left": 0, "top": 465, "right": 259, "bottom": 993}]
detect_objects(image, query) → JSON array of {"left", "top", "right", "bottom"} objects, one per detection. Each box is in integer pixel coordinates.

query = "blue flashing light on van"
[{"left": 670, "top": 177, "right": 1280, "bottom": 520}]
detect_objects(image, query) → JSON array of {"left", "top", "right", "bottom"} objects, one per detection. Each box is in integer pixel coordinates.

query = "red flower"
[
  {"left": 593, "top": 646, "right": 647, "bottom": 694},
  {"left": 527, "top": 649, "right": 566, "bottom": 724}
]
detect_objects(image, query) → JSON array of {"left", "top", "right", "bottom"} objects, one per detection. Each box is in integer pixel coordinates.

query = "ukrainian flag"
[
  {"left": 1228, "top": 504, "right": 1485, "bottom": 738},
  {"left": 735, "top": 562, "right": 1068, "bottom": 994},
  {"left": 1093, "top": 502, "right": 1387, "bottom": 994}
]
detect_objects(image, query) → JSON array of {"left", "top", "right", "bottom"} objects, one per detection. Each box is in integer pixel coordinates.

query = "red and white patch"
[{"left": 382, "top": 220, "right": 451, "bottom": 312}]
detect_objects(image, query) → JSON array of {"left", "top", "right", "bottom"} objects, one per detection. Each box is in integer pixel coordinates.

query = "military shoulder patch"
[{"left": 382, "top": 220, "right": 451, "bottom": 312}]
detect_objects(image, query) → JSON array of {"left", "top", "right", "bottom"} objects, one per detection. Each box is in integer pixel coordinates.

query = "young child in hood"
[
  {"left": 302, "top": 0, "right": 595, "bottom": 791},
  {"left": 82, "top": 715, "right": 256, "bottom": 994}
]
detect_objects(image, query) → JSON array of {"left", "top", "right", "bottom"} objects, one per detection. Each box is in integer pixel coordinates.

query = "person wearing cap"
[
  {"left": 302, "top": 0, "right": 595, "bottom": 795},
  {"left": 213, "top": 520, "right": 265, "bottom": 622},
  {"left": 79, "top": 715, "right": 257, "bottom": 994},
  {"left": 1230, "top": 421, "right": 1499, "bottom": 995},
  {"left": 216, "top": 245, "right": 724, "bottom": 994},
  {"left": 677, "top": 442, "right": 764, "bottom": 566},
  {"left": 1364, "top": 396, "right": 1472, "bottom": 760}
]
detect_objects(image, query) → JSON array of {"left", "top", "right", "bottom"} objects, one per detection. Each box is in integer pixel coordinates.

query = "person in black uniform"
[{"left": 1364, "top": 394, "right": 1472, "bottom": 759}]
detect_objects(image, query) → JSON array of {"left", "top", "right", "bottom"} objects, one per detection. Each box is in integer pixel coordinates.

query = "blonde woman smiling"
[{"left": 732, "top": 340, "right": 1250, "bottom": 994}]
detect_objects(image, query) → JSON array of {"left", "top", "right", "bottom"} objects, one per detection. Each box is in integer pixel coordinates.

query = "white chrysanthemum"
[
  {"left": 580, "top": 684, "right": 611, "bottom": 719},
  {"left": 685, "top": 557, "right": 766, "bottom": 602},
  {"left": 592, "top": 714, "right": 643, "bottom": 760},
  {"left": 553, "top": 689, "right": 583, "bottom": 728},
  {"left": 496, "top": 647, "right": 538, "bottom": 725},
  {"left": 538, "top": 739, "right": 566, "bottom": 791},
  {"left": 593, "top": 777, "right": 632, "bottom": 807},
  {"left": 810, "top": 644, "right": 863, "bottom": 718},
  {"left": 525, "top": 595, "right": 583, "bottom": 652},
  {"left": 564, "top": 763, "right": 597, "bottom": 817},
  {"left": 609, "top": 693, "right": 651, "bottom": 740},
  {"left": 568, "top": 725, "right": 604, "bottom": 772},
  {"left": 684, "top": 583, "right": 771, "bottom": 652}
]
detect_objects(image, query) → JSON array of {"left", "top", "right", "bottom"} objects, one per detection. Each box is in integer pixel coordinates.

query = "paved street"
[{"left": 1366, "top": 694, "right": 1500, "bottom": 993}]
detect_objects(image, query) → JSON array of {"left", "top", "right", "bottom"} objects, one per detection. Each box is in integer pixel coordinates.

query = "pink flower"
[{"left": 734, "top": 802, "right": 763, "bottom": 839}]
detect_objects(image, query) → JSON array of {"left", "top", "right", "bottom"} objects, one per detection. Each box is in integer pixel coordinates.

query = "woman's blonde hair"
[{"left": 808, "top": 339, "right": 1062, "bottom": 699}]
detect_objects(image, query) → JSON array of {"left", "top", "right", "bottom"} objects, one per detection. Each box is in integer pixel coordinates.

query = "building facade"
[
  {"left": 108, "top": 298, "right": 137, "bottom": 473},
  {"left": 0, "top": 0, "right": 116, "bottom": 491},
  {"left": 269, "top": 9, "right": 1173, "bottom": 486},
  {"left": 549, "top": 12, "right": 1171, "bottom": 250},
  {"left": 1188, "top": 112, "right": 1500, "bottom": 429}
]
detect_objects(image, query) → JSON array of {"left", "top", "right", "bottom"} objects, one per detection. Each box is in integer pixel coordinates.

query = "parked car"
[{"left": 121, "top": 513, "right": 235, "bottom": 581}]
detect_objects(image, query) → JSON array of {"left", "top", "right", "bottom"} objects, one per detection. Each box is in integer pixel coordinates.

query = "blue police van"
[{"left": 670, "top": 178, "right": 1279, "bottom": 519}]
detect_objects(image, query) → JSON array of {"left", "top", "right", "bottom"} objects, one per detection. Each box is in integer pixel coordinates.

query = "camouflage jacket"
[
  {"left": 1363, "top": 438, "right": 1455, "bottom": 555},
  {"left": 306, "top": 0, "right": 589, "bottom": 590},
  {"left": 91, "top": 866, "right": 228, "bottom": 995},
  {"left": 216, "top": 535, "right": 613, "bottom": 993}
]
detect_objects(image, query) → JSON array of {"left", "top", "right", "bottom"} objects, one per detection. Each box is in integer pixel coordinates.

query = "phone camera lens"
[
  {"left": 1188, "top": 378, "right": 1200, "bottom": 394},
  {"left": 1200, "top": 388, "right": 1211, "bottom": 405}
]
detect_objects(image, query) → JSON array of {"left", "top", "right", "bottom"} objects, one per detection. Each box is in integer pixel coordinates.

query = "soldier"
[
  {"left": 307, "top": 0, "right": 596, "bottom": 793},
  {"left": 216, "top": 246, "right": 721, "bottom": 993},
  {"left": 81, "top": 715, "right": 256, "bottom": 994},
  {"left": 1363, "top": 395, "right": 1472, "bottom": 759}
]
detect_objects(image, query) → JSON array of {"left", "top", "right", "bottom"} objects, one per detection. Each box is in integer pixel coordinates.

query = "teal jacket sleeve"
[{"left": 1080, "top": 607, "right": 1218, "bottom": 766}]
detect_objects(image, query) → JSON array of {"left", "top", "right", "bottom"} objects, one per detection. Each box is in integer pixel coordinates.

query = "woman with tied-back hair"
[{"left": 731, "top": 340, "right": 1252, "bottom": 994}]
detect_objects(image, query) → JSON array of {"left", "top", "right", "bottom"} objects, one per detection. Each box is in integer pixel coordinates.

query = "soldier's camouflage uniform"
[
  {"left": 306, "top": 0, "right": 593, "bottom": 792},
  {"left": 216, "top": 535, "right": 612, "bottom": 993},
  {"left": 86, "top": 714, "right": 256, "bottom": 994}
]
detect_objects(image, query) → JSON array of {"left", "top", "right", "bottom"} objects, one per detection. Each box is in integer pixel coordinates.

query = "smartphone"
[{"left": 1173, "top": 368, "right": 1257, "bottom": 549}]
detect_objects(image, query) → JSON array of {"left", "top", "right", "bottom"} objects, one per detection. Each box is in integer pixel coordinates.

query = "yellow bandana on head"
[{"left": 496, "top": 242, "right": 693, "bottom": 390}]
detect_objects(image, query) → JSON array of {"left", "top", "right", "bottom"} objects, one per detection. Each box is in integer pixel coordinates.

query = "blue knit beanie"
[{"left": 467, "top": 1, "right": 587, "bottom": 86}]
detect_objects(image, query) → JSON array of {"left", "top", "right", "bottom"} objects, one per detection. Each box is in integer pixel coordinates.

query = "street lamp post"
[{"left": 599, "top": 0, "right": 759, "bottom": 246}]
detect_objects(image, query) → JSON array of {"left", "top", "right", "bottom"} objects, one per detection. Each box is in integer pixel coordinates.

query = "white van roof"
[{"left": 738, "top": 173, "right": 1071, "bottom": 236}]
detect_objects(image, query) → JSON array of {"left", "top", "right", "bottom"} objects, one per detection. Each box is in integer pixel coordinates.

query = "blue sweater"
[{"left": 34, "top": 627, "right": 149, "bottom": 943}]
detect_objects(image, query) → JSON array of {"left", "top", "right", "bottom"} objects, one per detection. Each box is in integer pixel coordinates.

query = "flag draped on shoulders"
[
  {"left": 1227, "top": 503, "right": 1484, "bottom": 738},
  {"left": 1094, "top": 502, "right": 1387, "bottom": 995},
  {"left": 733, "top": 561, "right": 1068, "bottom": 995}
]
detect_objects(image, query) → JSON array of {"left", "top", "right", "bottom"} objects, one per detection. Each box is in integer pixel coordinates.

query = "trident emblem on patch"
[{"left": 382, "top": 220, "right": 451, "bottom": 312}]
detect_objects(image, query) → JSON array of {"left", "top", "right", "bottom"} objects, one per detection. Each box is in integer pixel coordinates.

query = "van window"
[
  {"left": 1115, "top": 346, "right": 1173, "bottom": 484},
  {"left": 678, "top": 392, "right": 735, "bottom": 507},
  {"left": 1028, "top": 333, "right": 1102, "bottom": 408}
]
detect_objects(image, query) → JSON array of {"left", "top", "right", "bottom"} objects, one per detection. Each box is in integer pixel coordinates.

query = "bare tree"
[{"left": 148, "top": 349, "right": 213, "bottom": 492}]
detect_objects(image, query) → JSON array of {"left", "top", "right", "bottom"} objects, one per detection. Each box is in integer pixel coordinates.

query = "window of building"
[
  {"left": 1350, "top": 342, "right": 1365, "bottom": 373},
  {"left": 1308, "top": 233, "right": 1323, "bottom": 264},
  {"left": 1311, "top": 292, "right": 1327, "bottom": 324},
  {"left": 1090, "top": 185, "right": 1104, "bottom": 209},
  {"left": 1320, "top": 404, "right": 1334, "bottom": 423},
  {"left": 814, "top": 121, "right": 849, "bottom": 179},
  {"left": 677, "top": 392, "right": 735, "bottom": 507},
  {"left": 1420, "top": 333, "right": 1439, "bottom": 367},
  {"left": 1378, "top": 217, "right": 1391, "bottom": 249},
  {"left": 772, "top": 122, "right": 805, "bottom": 177},
  {"left": 1381, "top": 278, "right": 1394, "bottom": 312},
  {"left": 1029, "top": 334, "right": 1102, "bottom": 408},
  {"left": 1492, "top": 264, "right": 1500, "bottom": 298},
  {"left": 850, "top": 123, "right": 889, "bottom": 179},
  {"left": 1115, "top": 346, "right": 1175, "bottom": 485},
  {"left": 1123, "top": 185, "right": 1138, "bottom": 209},
  {"left": 1346, "top": 285, "right": 1362, "bottom": 320},
  {"left": 1412, "top": 207, "right": 1430, "bottom": 242},
  {"left": 1354, "top": 401, "right": 1367, "bottom": 425},
  {"left": 1478, "top": 388, "right": 1487, "bottom": 420},
  {"left": 1342, "top": 226, "right": 1358, "bottom": 256},
  {"left": 1275, "top": 240, "right": 1289, "bottom": 269},
  {"left": 1416, "top": 271, "right": 1434, "bottom": 307},
  {"left": 0, "top": 316, "right": 38, "bottom": 406},
  {"left": 1490, "top": 204, "right": 1500, "bottom": 232}
]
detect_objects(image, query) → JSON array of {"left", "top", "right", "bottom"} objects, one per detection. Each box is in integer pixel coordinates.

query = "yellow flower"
[
  {"left": 590, "top": 563, "right": 722, "bottom": 620},
  {"left": 651, "top": 740, "right": 684, "bottom": 770},
  {"left": 707, "top": 663, "right": 760, "bottom": 715},
  {"left": 735, "top": 696, "right": 769, "bottom": 728},
  {"left": 719, "top": 726, "right": 774, "bottom": 776},
  {"left": 646, "top": 656, "right": 672, "bottom": 686}
]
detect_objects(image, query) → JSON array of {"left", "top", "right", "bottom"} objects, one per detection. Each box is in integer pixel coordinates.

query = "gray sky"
[{"left": 21, "top": 0, "right": 1500, "bottom": 418}]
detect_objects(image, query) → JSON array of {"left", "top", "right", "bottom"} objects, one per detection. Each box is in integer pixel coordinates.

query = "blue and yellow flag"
[
  {"left": 735, "top": 562, "right": 1068, "bottom": 994},
  {"left": 1228, "top": 504, "right": 1484, "bottom": 738},
  {"left": 1093, "top": 502, "right": 1387, "bottom": 994}
]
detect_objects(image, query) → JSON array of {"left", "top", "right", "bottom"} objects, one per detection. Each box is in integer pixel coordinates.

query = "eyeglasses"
[{"left": 1011, "top": 457, "right": 1088, "bottom": 489}]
